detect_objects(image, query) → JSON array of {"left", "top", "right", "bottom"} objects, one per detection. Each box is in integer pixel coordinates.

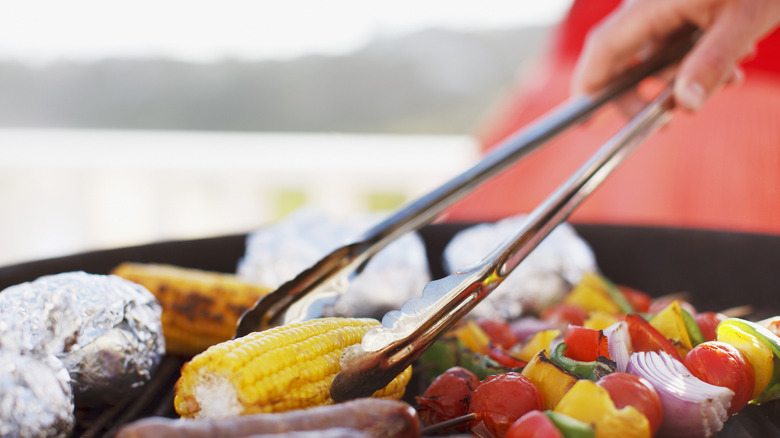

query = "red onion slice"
[
  {"left": 603, "top": 321, "right": 632, "bottom": 372},
  {"left": 627, "top": 351, "right": 733, "bottom": 438}
]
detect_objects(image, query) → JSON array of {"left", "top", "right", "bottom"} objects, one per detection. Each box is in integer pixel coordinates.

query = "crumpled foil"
[
  {"left": 236, "top": 207, "right": 431, "bottom": 318},
  {"left": 443, "top": 215, "right": 597, "bottom": 319},
  {"left": 0, "top": 331, "right": 74, "bottom": 438},
  {"left": 0, "top": 271, "right": 165, "bottom": 407}
]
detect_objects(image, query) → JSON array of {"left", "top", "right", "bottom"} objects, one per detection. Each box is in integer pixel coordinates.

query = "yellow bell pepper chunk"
[
  {"left": 564, "top": 272, "right": 622, "bottom": 315},
  {"left": 454, "top": 319, "right": 490, "bottom": 355},
  {"left": 584, "top": 311, "right": 619, "bottom": 331},
  {"left": 717, "top": 323, "right": 775, "bottom": 398},
  {"left": 650, "top": 300, "right": 693, "bottom": 358},
  {"left": 555, "top": 380, "right": 651, "bottom": 438},
  {"left": 521, "top": 349, "right": 579, "bottom": 410},
  {"left": 515, "top": 329, "right": 561, "bottom": 362}
]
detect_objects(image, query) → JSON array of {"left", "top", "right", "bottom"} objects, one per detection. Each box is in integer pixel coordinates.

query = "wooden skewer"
[{"left": 420, "top": 412, "right": 476, "bottom": 435}]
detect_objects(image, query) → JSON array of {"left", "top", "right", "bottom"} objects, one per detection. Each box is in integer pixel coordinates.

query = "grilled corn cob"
[
  {"left": 173, "top": 317, "right": 412, "bottom": 418},
  {"left": 111, "top": 262, "right": 272, "bottom": 356}
]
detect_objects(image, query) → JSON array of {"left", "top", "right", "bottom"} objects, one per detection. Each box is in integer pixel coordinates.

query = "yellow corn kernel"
[
  {"left": 174, "top": 317, "right": 412, "bottom": 418},
  {"left": 111, "top": 262, "right": 272, "bottom": 356}
]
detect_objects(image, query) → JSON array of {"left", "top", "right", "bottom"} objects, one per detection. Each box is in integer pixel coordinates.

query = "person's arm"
[{"left": 572, "top": 0, "right": 780, "bottom": 112}]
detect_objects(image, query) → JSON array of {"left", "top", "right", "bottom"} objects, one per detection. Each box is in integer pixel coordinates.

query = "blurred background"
[{"left": 0, "top": 0, "right": 572, "bottom": 266}]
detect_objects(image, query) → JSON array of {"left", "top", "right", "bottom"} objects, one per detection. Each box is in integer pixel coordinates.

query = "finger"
[
  {"left": 572, "top": 0, "right": 688, "bottom": 96},
  {"left": 673, "top": 5, "right": 760, "bottom": 111}
]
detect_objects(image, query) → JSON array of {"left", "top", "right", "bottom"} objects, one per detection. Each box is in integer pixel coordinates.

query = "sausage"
[
  {"left": 115, "top": 398, "right": 421, "bottom": 438},
  {"left": 242, "top": 429, "right": 370, "bottom": 438}
]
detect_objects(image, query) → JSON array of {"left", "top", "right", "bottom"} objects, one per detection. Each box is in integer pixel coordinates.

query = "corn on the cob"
[
  {"left": 173, "top": 317, "right": 412, "bottom": 418},
  {"left": 111, "top": 262, "right": 272, "bottom": 356}
]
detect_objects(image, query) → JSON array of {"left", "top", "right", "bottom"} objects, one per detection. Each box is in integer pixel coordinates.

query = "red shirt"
[{"left": 444, "top": 0, "right": 780, "bottom": 234}]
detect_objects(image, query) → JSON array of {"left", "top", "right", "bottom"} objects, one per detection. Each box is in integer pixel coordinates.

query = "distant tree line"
[{"left": 0, "top": 26, "right": 549, "bottom": 135}]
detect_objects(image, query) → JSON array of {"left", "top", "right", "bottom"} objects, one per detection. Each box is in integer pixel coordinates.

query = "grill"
[{"left": 1, "top": 224, "right": 779, "bottom": 437}]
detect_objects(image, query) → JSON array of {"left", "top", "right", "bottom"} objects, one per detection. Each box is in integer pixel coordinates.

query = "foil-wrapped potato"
[
  {"left": 444, "top": 215, "right": 597, "bottom": 319},
  {"left": 0, "top": 271, "right": 165, "bottom": 407},
  {"left": 237, "top": 207, "right": 430, "bottom": 318},
  {"left": 0, "top": 331, "right": 74, "bottom": 438}
]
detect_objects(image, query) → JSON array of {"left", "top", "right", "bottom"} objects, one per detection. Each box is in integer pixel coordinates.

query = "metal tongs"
[
  {"left": 330, "top": 84, "right": 675, "bottom": 401},
  {"left": 234, "top": 30, "right": 698, "bottom": 339}
]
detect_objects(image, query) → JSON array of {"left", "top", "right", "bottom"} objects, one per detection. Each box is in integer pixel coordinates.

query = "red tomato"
[
  {"left": 695, "top": 312, "right": 727, "bottom": 342},
  {"left": 597, "top": 372, "right": 664, "bottom": 436},
  {"left": 479, "top": 318, "right": 519, "bottom": 350},
  {"left": 416, "top": 366, "right": 481, "bottom": 431},
  {"left": 618, "top": 285, "right": 652, "bottom": 313},
  {"left": 540, "top": 303, "right": 588, "bottom": 327},
  {"left": 506, "top": 410, "right": 563, "bottom": 438},
  {"left": 625, "top": 314, "right": 683, "bottom": 361},
  {"left": 683, "top": 341, "right": 755, "bottom": 415},
  {"left": 468, "top": 372, "right": 543, "bottom": 438},
  {"left": 563, "top": 325, "right": 611, "bottom": 362}
]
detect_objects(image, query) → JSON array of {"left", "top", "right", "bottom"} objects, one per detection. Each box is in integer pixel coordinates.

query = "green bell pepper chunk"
[{"left": 549, "top": 342, "right": 615, "bottom": 381}]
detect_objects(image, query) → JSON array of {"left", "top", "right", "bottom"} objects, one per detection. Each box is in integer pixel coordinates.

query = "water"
[{"left": 0, "top": 128, "right": 479, "bottom": 266}]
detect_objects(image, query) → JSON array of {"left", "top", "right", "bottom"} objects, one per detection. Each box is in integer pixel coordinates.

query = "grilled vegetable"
[
  {"left": 649, "top": 301, "right": 694, "bottom": 358},
  {"left": 554, "top": 380, "right": 652, "bottom": 438},
  {"left": 468, "top": 372, "right": 543, "bottom": 438},
  {"left": 111, "top": 262, "right": 272, "bottom": 355},
  {"left": 521, "top": 349, "right": 580, "bottom": 410},
  {"left": 562, "top": 272, "right": 633, "bottom": 315},
  {"left": 174, "top": 317, "right": 411, "bottom": 418},
  {"left": 716, "top": 321, "right": 775, "bottom": 399},
  {"left": 626, "top": 351, "right": 732, "bottom": 438}
]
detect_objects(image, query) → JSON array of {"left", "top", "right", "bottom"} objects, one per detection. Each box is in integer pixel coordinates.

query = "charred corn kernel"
[
  {"left": 174, "top": 317, "right": 412, "bottom": 418},
  {"left": 111, "top": 262, "right": 271, "bottom": 355}
]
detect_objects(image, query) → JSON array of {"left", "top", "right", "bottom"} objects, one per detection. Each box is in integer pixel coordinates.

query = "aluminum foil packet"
[
  {"left": 0, "top": 329, "right": 74, "bottom": 438},
  {"left": 443, "top": 215, "right": 597, "bottom": 319},
  {"left": 237, "top": 207, "right": 431, "bottom": 318},
  {"left": 0, "top": 271, "right": 166, "bottom": 407}
]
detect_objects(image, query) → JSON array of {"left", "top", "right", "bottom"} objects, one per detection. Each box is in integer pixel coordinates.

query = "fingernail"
[{"left": 676, "top": 80, "right": 706, "bottom": 112}]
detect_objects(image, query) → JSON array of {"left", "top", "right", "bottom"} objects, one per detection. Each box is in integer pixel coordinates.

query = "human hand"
[{"left": 572, "top": 0, "right": 780, "bottom": 112}]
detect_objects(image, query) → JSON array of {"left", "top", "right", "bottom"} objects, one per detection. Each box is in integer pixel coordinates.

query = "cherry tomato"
[
  {"left": 416, "top": 366, "right": 480, "bottom": 432},
  {"left": 541, "top": 303, "right": 588, "bottom": 327},
  {"left": 479, "top": 318, "right": 519, "bottom": 350},
  {"left": 695, "top": 312, "right": 728, "bottom": 342},
  {"left": 563, "top": 325, "right": 611, "bottom": 362},
  {"left": 596, "top": 372, "right": 663, "bottom": 436},
  {"left": 625, "top": 314, "right": 683, "bottom": 361},
  {"left": 506, "top": 410, "right": 563, "bottom": 438},
  {"left": 683, "top": 341, "right": 755, "bottom": 415},
  {"left": 618, "top": 285, "right": 652, "bottom": 313},
  {"left": 468, "top": 372, "right": 543, "bottom": 438}
]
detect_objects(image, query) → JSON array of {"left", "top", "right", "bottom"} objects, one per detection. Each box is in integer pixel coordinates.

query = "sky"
[{"left": 1, "top": 0, "right": 572, "bottom": 64}]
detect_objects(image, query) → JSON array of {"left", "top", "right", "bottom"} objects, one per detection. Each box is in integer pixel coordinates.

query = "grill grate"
[{"left": 73, "top": 356, "right": 184, "bottom": 438}]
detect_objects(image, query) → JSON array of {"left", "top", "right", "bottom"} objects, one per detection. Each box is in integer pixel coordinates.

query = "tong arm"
[{"left": 330, "top": 87, "right": 676, "bottom": 401}]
